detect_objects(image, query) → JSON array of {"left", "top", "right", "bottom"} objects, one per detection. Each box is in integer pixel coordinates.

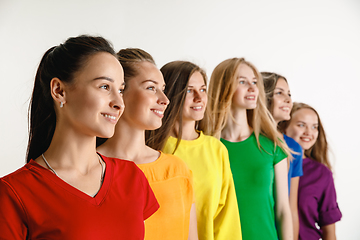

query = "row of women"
[{"left": 0, "top": 35, "right": 342, "bottom": 240}]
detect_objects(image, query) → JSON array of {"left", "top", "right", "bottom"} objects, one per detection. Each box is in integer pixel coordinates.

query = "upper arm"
[
  {"left": 289, "top": 177, "right": 299, "bottom": 210},
  {"left": 274, "top": 158, "right": 289, "bottom": 206}
]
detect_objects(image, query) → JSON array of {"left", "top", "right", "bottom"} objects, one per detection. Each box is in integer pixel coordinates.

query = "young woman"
[
  {"left": 279, "top": 102, "right": 342, "bottom": 240},
  {"left": 97, "top": 49, "right": 198, "bottom": 240},
  {"left": 146, "top": 61, "right": 242, "bottom": 240},
  {"left": 262, "top": 72, "right": 303, "bottom": 239},
  {"left": 0, "top": 36, "right": 159, "bottom": 239},
  {"left": 200, "top": 58, "right": 293, "bottom": 240}
]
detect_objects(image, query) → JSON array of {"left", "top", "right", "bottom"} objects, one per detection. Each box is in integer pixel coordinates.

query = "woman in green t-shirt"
[{"left": 200, "top": 58, "right": 293, "bottom": 240}]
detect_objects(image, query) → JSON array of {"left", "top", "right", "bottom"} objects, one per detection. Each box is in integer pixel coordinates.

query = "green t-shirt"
[{"left": 221, "top": 133, "right": 287, "bottom": 240}]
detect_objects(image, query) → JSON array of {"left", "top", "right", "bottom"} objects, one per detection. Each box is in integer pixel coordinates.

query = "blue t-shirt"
[{"left": 284, "top": 134, "right": 303, "bottom": 193}]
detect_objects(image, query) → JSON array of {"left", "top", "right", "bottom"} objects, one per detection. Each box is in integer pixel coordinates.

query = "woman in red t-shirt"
[{"left": 0, "top": 35, "right": 159, "bottom": 239}]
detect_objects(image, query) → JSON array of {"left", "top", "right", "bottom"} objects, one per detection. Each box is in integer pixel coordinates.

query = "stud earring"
[{"left": 60, "top": 102, "right": 64, "bottom": 108}]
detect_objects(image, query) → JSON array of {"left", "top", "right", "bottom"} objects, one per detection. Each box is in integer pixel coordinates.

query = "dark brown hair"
[
  {"left": 27, "top": 35, "right": 116, "bottom": 163},
  {"left": 146, "top": 61, "right": 207, "bottom": 152}
]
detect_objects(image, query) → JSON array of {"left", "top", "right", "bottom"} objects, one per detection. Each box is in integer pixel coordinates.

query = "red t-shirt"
[{"left": 0, "top": 154, "right": 159, "bottom": 239}]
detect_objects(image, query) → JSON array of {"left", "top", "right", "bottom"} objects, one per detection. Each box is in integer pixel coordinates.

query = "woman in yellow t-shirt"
[
  {"left": 146, "top": 61, "right": 242, "bottom": 240},
  {"left": 97, "top": 49, "right": 198, "bottom": 240}
]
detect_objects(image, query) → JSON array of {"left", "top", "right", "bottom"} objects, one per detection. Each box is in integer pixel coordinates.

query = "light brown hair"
[{"left": 279, "top": 102, "right": 332, "bottom": 170}]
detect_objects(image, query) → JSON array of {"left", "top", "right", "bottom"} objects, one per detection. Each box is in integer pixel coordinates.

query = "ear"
[{"left": 50, "top": 78, "right": 66, "bottom": 106}]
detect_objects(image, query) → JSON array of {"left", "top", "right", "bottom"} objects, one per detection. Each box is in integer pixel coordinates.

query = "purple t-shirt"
[{"left": 298, "top": 157, "right": 342, "bottom": 240}]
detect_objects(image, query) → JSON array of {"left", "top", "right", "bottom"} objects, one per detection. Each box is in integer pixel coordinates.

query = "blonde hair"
[{"left": 199, "top": 58, "right": 291, "bottom": 156}]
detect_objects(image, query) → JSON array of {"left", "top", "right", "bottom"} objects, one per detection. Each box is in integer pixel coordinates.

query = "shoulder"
[
  {"left": 1, "top": 162, "right": 41, "bottom": 188},
  {"left": 284, "top": 134, "right": 302, "bottom": 153}
]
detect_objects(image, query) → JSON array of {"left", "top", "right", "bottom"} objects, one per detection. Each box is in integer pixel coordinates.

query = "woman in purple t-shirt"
[{"left": 279, "top": 102, "right": 342, "bottom": 240}]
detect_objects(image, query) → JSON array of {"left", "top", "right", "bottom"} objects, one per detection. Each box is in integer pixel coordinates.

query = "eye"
[
  {"left": 100, "top": 84, "right": 110, "bottom": 90},
  {"left": 239, "top": 80, "right": 245, "bottom": 84},
  {"left": 200, "top": 88, "right": 207, "bottom": 93},
  {"left": 275, "top": 91, "right": 282, "bottom": 95},
  {"left": 147, "top": 86, "right": 156, "bottom": 91},
  {"left": 252, "top": 81, "right": 257, "bottom": 85},
  {"left": 187, "top": 89, "right": 192, "bottom": 93},
  {"left": 312, "top": 125, "right": 319, "bottom": 130},
  {"left": 298, "top": 123, "right": 305, "bottom": 127},
  {"left": 118, "top": 87, "right": 125, "bottom": 94}
]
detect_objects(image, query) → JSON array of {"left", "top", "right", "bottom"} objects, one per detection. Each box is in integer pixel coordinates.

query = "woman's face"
[
  {"left": 61, "top": 52, "right": 125, "bottom": 138},
  {"left": 285, "top": 108, "right": 319, "bottom": 151},
  {"left": 232, "top": 63, "right": 259, "bottom": 110},
  {"left": 182, "top": 71, "right": 207, "bottom": 123},
  {"left": 121, "top": 61, "right": 169, "bottom": 130},
  {"left": 272, "top": 78, "right": 293, "bottom": 123}
]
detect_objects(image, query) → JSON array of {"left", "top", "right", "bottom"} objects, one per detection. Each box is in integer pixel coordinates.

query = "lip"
[
  {"left": 101, "top": 112, "right": 119, "bottom": 124},
  {"left": 280, "top": 106, "right": 291, "bottom": 112},
  {"left": 245, "top": 95, "right": 256, "bottom": 100},
  {"left": 190, "top": 106, "right": 204, "bottom": 111},
  {"left": 151, "top": 109, "right": 165, "bottom": 118},
  {"left": 300, "top": 136, "right": 312, "bottom": 142}
]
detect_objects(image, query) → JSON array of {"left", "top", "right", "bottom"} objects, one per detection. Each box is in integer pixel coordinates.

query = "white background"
[{"left": 1, "top": 0, "right": 359, "bottom": 238}]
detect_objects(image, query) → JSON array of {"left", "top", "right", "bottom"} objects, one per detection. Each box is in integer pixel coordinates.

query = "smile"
[
  {"left": 151, "top": 109, "right": 164, "bottom": 117},
  {"left": 191, "top": 106, "right": 203, "bottom": 110},
  {"left": 101, "top": 113, "right": 117, "bottom": 121},
  {"left": 300, "top": 137, "right": 311, "bottom": 142},
  {"left": 280, "top": 107, "right": 290, "bottom": 111},
  {"left": 245, "top": 96, "right": 255, "bottom": 100}
]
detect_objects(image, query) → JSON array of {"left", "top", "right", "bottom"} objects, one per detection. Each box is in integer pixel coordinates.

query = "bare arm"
[
  {"left": 321, "top": 223, "right": 336, "bottom": 240},
  {"left": 289, "top": 177, "right": 300, "bottom": 240},
  {"left": 275, "top": 159, "right": 293, "bottom": 240},
  {"left": 188, "top": 203, "right": 198, "bottom": 240}
]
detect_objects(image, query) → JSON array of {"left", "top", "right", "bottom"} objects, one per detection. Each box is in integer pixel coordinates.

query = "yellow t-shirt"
[
  {"left": 164, "top": 132, "right": 242, "bottom": 240},
  {"left": 137, "top": 152, "right": 194, "bottom": 240}
]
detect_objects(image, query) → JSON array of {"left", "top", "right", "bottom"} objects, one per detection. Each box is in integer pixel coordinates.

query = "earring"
[{"left": 60, "top": 102, "right": 64, "bottom": 108}]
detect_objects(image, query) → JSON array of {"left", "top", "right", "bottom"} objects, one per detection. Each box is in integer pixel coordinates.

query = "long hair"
[
  {"left": 261, "top": 72, "right": 288, "bottom": 115},
  {"left": 200, "top": 58, "right": 290, "bottom": 155},
  {"left": 146, "top": 61, "right": 208, "bottom": 151},
  {"left": 27, "top": 35, "right": 116, "bottom": 163},
  {"left": 279, "top": 102, "right": 331, "bottom": 170}
]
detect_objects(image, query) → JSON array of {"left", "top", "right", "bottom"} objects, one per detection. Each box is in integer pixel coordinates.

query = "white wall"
[{"left": 1, "top": 0, "right": 359, "bottom": 238}]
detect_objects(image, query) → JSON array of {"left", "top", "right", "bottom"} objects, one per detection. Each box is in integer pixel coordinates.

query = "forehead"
[
  {"left": 188, "top": 71, "right": 205, "bottom": 85},
  {"left": 292, "top": 108, "right": 318, "bottom": 123},
  {"left": 133, "top": 61, "right": 164, "bottom": 84},
  {"left": 235, "top": 63, "right": 255, "bottom": 78},
  {"left": 74, "top": 52, "right": 124, "bottom": 84},
  {"left": 275, "top": 78, "right": 289, "bottom": 89}
]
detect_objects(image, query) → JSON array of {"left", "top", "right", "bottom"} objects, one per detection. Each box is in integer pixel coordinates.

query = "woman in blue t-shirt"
[{"left": 261, "top": 72, "right": 303, "bottom": 240}]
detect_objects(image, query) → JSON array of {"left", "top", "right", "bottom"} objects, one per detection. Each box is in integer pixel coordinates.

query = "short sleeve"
[
  {"left": 318, "top": 172, "right": 342, "bottom": 226},
  {"left": 139, "top": 172, "right": 160, "bottom": 220},
  {"left": 0, "top": 179, "right": 28, "bottom": 239},
  {"left": 274, "top": 145, "right": 287, "bottom": 165}
]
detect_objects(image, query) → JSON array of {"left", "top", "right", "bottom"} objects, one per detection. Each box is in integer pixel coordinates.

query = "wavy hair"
[{"left": 279, "top": 102, "right": 331, "bottom": 170}]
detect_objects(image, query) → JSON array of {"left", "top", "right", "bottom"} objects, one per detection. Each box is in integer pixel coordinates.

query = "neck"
[
  {"left": 40, "top": 123, "right": 99, "bottom": 172},
  {"left": 221, "top": 107, "right": 252, "bottom": 142},
  {"left": 172, "top": 120, "right": 199, "bottom": 140},
  {"left": 97, "top": 118, "right": 159, "bottom": 164}
]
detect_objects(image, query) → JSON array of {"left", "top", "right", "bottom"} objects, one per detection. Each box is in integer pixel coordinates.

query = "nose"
[
  {"left": 110, "top": 91, "right": 125, "bottom": 112},
  {"left": 157, "top": 90, "right": 170, "bottom": 106},
  {"left": 193, "top": 91, "right": 202, "bottom": 103}
]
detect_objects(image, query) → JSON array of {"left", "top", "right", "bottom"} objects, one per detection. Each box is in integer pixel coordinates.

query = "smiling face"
[
  {"left": 61, "top": 52, "right": 125, "bottom": 138},
  {"left": 232, "top": 63, "right": 259, "bottom": 110},
  {"left": 285, "top": 108, "right": 319, "bottom": 152},
  {"left": 182, "top": 71, "right": 207, "bottom": 123},
  {"left": 121, "top": 61, "right": 169, "bottom": 130},
  {"left": 272, "top": 78, "right": 293, "bottom": 123}
]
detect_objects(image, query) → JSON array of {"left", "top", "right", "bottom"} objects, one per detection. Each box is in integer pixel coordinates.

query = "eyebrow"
[
  {"left": 141, "top": 79, "right": 166, "bottom": 87},
  {"left": 93, "top": 76, "right": 114, "bottom": 82},
  {"left": 188, "top": 84, "right": 206, "bottom": 88}
]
